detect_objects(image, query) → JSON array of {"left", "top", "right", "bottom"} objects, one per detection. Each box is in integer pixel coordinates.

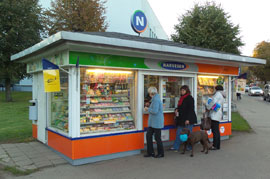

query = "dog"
[{"left": 181, "top": 128, "right": 210, "bottom": 157}]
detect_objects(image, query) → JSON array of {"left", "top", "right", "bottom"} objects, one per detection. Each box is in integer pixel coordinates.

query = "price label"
[{"left": 104, "top": 120, "right": 116, "bottom": 124}]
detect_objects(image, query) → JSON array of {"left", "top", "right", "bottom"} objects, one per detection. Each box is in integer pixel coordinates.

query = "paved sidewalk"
[{"left": 0, "top": 141, "right": 67, "bottom": 171}]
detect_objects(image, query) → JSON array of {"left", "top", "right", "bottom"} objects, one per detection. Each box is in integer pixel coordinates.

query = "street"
[{"left": 3, "top": 94, "right": 270, "bottom": 179}]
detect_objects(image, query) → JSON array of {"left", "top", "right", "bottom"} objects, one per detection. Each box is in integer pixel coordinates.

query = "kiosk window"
[
  {"left": 143, "top": 75, "right": 193, "bottom": 112},
  {"left": 162, "top": 77, "right": 182, "bottom": 110},
  {"left": 144, "top": 75, "right": 159, "bottom": 107},
  {"left": 197, "top": 75, "right": 229, "bottom": 123},
  {"left": 50, "top": 70, "right": 69, "bottom": 133},
  {"left": 162, "top": 77, "right": 193, "bottom": 111},
  {"left": 80, "top": 68, "right": 136, "bottom": 134}
]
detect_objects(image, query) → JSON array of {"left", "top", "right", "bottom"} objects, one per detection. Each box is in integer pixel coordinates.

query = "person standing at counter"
[
  {"left": 206, "top": 85, "right": 225, "bottom": 150},
  {"left": 144, "top": 87, "right": 164, "bottom": 158},
  {"left": 170, "top": 85, "right": 197, "bottom": 151}
]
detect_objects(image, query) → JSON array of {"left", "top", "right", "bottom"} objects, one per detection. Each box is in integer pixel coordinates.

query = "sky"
[
  {"left": 147, "top": 0, "right": 270, "bottom": 56},
  {"left": 40, "top": 0, "right": 270, "bottom": 56}
]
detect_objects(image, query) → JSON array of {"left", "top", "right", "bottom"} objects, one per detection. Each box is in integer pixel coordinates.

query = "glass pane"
[
  {"left": 222, "top": 77, "right": 229, "bottom": 121},
  {"left": 80, "top": 68, "right": 136, "bottom": 134},
  {"left": 144, "top": 75, "right": 193, "bottom": 111},
  {"left": 197, "top": 75, "right": 229, "bottom": 123},
  {"left": 50, "top": 70, "right": 69, "bottom": 133},
  {"left": 162, "top": 77, "right": 182, "bottom": 111},
  {"left": 144, "top": 75, "right": 159, "bottom": 107},
  {"left": 183, "top": 77, "right": 193, "bottom": 92},
  {"left": 162, "top": 77, "right": 193, "bottom": 111}
]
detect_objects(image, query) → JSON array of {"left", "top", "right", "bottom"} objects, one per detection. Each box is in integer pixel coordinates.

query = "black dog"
[{"left": 181, "top": 128, "right": 210, "bottom": 157}]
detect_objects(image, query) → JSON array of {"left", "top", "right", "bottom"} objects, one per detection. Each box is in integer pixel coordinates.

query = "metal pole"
[{"left": 59, "top": 67, "right": 71, "bottom": 75}]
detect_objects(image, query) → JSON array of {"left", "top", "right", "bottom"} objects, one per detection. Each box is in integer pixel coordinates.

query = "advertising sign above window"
[
  {"left": 160, "top": 62, "right": 188, "bottom": 71},
  {"left": 131, "top": 10, "right": 148, "bottom": 34}
]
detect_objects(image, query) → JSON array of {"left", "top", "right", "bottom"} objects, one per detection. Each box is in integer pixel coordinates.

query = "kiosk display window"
[
  {"left": 144, "top": 75, "right": 193, "bottom": 112},
  {"left": 80, "top": 68, "right": 136, "bottom": 134},
  {"left": 197, "top": 75, "right": 229, "bottom": 122},
  {"left": 50, "top": 70, "right": 69, "bottom": 133},
  {"left": 144, "top": 75, "right": 160, "bottom": 107},
  {"left": 162, "top": 77, "right": 193, "bottom": 111}
]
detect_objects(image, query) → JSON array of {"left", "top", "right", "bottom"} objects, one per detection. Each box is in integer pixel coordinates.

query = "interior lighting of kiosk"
[
  {"left": 86, "top": 69, "right": 132, "bottom": 74},
  {"left": 198, "top": 75, "right": 219, "bottom": 79}
]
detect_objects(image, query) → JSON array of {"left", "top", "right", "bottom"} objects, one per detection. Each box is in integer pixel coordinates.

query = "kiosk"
[{"left": 11, "top": 31, "right": 266, "bottom": 165}]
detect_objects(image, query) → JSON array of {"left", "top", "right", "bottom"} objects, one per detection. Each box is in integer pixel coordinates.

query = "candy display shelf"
[{"left": 80, "top": 69, "right": 136, "bottom": 134}]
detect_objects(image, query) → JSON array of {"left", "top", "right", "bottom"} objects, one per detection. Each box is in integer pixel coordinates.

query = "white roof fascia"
[
  {"left": 11, "top": 32, "right": 63, "bottom": 61},
  {"left": 11, "top": 31, "right": 266, "bottom": 65}
]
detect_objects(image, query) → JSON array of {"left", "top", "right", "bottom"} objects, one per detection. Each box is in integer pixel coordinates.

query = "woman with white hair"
[{"left": 144, "top": 87, "right": 164, "bottom": 158}]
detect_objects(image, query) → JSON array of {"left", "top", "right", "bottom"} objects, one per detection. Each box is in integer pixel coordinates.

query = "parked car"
[
  {"left": 263, "top": 84, "right": 270, "bottom": 101},
  {"left": 248, "top": 86, "right": 264, "bottom": 96},
  {"left": 245, "top": 85, "right": 250, "bottom": 92}
]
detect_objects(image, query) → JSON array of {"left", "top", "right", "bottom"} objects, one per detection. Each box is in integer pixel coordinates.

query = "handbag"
[{"left": 200, "top": 110, "right": 211, "bottom": 130}]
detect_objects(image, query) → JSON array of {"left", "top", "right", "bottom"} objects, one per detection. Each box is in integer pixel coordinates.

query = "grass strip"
[
  {"left": 231, "top": 112, "right": 251, "bottom": 132},
  {"left": 4, "top": 166, "right": 37, "bottom": 176}
]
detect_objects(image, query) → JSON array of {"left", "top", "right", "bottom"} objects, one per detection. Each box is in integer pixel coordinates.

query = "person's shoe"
[
  {"left": 209, "top": 146, "right": 218, "bottom": 150},
  {"left": 168, "top": 147, "right": 178, "bottom": 152},
  {"left": 144, "top": 153, "right": 155, "bottom": 157},
  {"left": 155, "top": 154, "right": 164, "bottom": 158}
]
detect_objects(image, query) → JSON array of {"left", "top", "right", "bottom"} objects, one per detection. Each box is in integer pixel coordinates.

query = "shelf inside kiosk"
[{"left": 80, "top": 68, "right": 136, "bottom": 134}]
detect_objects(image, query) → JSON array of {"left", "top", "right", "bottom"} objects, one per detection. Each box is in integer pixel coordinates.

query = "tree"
[
  {"left": 171, "top": 2, "right": 244, "bottom": 55},
  {"left": 44, "top": 0, "right": 108, "bottom": 35},
  {"left": 0, "top": 0, "right": 44, "bottom": 102},
  {"left": 249, "top": 41, "right": 270, "bottom": 83}
]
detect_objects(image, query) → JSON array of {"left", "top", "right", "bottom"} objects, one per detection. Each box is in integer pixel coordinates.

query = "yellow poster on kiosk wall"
[{"left": 43, "top": 69, "right": 60, "bottom": 92}]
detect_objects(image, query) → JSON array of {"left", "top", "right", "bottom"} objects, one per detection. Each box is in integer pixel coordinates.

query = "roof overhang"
[{"left": 11, "top": 31, "right": 266, "bottom": 67}]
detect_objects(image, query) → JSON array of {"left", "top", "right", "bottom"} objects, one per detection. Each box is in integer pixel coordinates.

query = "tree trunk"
[{"left": 5, "top": 78, "right": 13, "bottom": 102}]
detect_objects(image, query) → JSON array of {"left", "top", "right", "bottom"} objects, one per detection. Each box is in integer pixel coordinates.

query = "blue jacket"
[{"left": 148, "top": 94, "right": 164, "bottom": 129}]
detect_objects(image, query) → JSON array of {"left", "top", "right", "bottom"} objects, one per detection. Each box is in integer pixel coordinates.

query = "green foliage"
[
  {"left": 171, "top": 2, "right": 244, "bottom": 55},
  {"left": 0, "top": 0, "right": 44, "bottom": 101},
  {"left": 0, "top": 0, "right": 44, "bottom": 76},
  {"left": 44, "top": 0, "right": 108, "bottom": 35},
  {"left": 0, "top": 92, "right": 33, "bottom": 143},
  {"left": 249, "top": 41, "right": 270, "bottom": 82},
  {"left": 231, "top": 112, "right": 251, "bottom": 132},
  {"left": 4, "top": 166, "right": 37, "bottom": 176}
]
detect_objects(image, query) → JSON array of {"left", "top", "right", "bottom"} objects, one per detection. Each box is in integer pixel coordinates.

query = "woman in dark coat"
[{"left": 170, "top": 85, "right": 197, "bottom": 151}]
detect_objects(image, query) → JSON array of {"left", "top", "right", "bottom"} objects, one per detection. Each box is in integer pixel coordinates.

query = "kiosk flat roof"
[{"left": 11, "top": 31, "right": 266, "bottom": 66}]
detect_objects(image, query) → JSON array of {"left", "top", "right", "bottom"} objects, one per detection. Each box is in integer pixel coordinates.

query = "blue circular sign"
[{"left": 131, "top": 10, "right": 148, "bottom": 34}]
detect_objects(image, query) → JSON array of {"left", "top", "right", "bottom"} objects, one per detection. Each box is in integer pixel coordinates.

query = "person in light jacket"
[
  {"left": 144, "top": 87, "right": 164, "bottom": 158},
  {"left": 206, "top": 85, "right": 225, "bottom": 150}
]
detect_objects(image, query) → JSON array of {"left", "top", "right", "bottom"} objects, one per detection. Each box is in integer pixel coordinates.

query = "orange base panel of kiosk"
[
  {"left": 144, "top": 113, "right": 232, "bottom": 142},
  {"left": 47, "top": 130, "right": 144, "bottom": 165},
  {"left": 169, "top": 123, "right": 232, "bottom": 141},
  {"left": 32, "top": 124, "right": 37, "bottom": 139},
  {"left": 47, "top": 113, "right": 231, "bottom": 165}
]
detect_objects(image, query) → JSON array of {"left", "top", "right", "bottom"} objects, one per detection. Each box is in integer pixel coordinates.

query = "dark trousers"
[
  {"left": 146, "top": 127, "right": 164, "bottom": 155},
  {"left": 236, "top": 93, "right": 241, "bottom": 100},
  {"left": 211, "top": 120, "right": 220, "bottom": 149}
]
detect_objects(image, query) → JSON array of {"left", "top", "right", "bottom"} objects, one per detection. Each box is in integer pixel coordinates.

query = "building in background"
[
  {"left": 13, "top": 77, "right": 32, "bottom": 92},
  {"left": 105, "top": 0, "right": 168, "bottom": 39}
]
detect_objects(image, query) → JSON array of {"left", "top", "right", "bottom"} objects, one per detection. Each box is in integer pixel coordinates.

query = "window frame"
[
  {"left": 76, "top": 67, "right": 139, "bottom": 137},
  {"left": 137, "top": 70, "right": 196, "bottom": 130}
]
